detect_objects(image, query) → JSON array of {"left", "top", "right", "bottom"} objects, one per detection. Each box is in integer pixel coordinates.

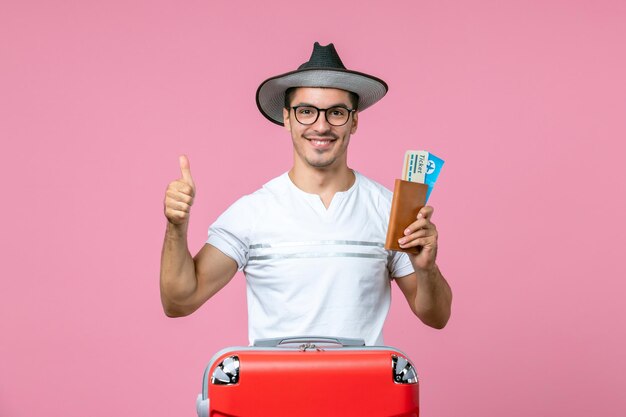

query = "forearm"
[
  {"left": 411, "top": 263, "right": 452, "bottom": 329},
  {"left": 160, "top": 222, "right": 198, "bottom": 307}
]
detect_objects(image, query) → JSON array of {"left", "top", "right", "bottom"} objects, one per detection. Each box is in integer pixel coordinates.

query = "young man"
[{"left": 160, "top": 43, "right": 452, "bottom": 346}]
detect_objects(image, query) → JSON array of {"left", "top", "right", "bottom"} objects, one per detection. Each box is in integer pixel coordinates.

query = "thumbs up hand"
[{"left": 164, "top": 155, "right": 196, "bottom": 226}]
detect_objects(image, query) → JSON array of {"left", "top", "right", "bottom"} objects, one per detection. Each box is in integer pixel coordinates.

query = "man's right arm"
[{"left": 159, "top": 155, "right": 238, "bottom": 317}]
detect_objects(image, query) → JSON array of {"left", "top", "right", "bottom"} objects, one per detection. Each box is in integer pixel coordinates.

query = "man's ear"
[
  {"left": 283, "top": 108, "right": 291, "bottom": 131},
  {"left": 350, "top": 111, "right": 358, "bottom": 134}
]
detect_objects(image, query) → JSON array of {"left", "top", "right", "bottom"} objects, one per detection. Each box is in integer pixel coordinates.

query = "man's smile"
[{"left": 304, "top": 134, "right": 338, "bottom": 149}]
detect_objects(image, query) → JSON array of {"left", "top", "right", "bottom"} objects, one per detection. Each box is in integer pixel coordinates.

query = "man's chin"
[{"left": 305, "top": 157, "right": 336, "bottom": 169}]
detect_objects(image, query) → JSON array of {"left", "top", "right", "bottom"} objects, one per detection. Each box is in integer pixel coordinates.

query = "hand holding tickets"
[
  {"left": 164, "top": 155, "right": 196, "bottom": 226},
  {"left": 385, "top": 151, "right": 444, "bottom": 266}
]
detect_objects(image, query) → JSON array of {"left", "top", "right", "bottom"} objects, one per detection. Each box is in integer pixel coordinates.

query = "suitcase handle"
[{"left": 253, "top": 336, "right": 366, "bottom": 347}]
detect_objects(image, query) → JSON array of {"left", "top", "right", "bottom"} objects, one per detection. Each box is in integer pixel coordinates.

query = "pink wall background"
[{"left": 2, "top": 0, "right": 625, "bottom": 415}]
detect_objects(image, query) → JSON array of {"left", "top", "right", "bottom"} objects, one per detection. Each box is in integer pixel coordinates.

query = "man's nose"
[{"left": 312, "top": 110, "right": 332, "bottom": 132}]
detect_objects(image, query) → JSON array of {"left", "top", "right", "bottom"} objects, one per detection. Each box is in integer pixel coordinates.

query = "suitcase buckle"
[{"left": 299, "top": 343, "right": 323, "bottom": 351}]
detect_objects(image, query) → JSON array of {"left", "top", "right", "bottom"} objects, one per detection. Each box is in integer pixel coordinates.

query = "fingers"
[
  {"left": 164, "top": 155, "right": 196, "bottom": 226},
  {"left": 168, "top": 179, "right": 195, "bottom": 198},
  {"left": 417, "top": 205, "right": 434, "bottom": 220},
  {"left": 403, "top": 206, "right": 435, "bottom": 235},
  {"left": 164, "top": 179, "right": 195, "bottom": 225},
  {"left": 398, "top": 206, "right": 437, "bottom": 249},
  {"left": 166, "top": 186, "right": 194, "bottom": 206},
  {"left": 398, "top": 227, "right": 437, "bottom": 248},
  {"left": 402, "top": 227, "right": 433, "bottom": 240},
  {"left": 179, "top": 155, "right": 195, "bottom": 188},
  {"left": 403, "top": 218, "right": 434, "bottom": 236},
  {"left": 399, "top": 237, "right": 435, "bottom": 249}
]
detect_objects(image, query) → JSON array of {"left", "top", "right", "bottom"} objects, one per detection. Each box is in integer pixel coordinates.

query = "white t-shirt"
[{"left": 207, "top": 171, "right": 414, "bottom": 346}]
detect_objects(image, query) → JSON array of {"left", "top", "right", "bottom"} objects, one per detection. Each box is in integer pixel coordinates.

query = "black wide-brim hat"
[{"left": 256, "top": 42, "right": 389, "bottom": 126}]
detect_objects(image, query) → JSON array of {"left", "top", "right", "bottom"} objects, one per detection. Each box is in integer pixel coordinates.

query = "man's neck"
[{"left": 288, "top": 163, "right": 355, "bottom": 202}]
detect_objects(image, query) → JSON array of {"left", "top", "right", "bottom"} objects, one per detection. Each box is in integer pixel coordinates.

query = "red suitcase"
[{"left": 196, "top": 336, "right": 419, "bottom": 417}]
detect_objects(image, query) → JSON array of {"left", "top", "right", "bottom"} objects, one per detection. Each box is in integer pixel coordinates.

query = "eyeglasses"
[{"left": 291, "top": 105, "right": 355, "bottom": 126}]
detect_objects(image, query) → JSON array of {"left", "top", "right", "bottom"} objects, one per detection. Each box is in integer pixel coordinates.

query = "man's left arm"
[{"left": 394, "top": 206, "right": 452, "bottom": 329}]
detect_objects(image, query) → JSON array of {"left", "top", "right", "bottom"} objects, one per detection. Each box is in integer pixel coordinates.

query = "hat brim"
[{"left": 256, "top": 68, "right": 388, "bottom": 126}]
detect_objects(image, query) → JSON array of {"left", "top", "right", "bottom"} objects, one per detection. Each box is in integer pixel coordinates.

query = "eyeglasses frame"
[{"left": 290, "top": 105, "right": 355, "bottom": 127}]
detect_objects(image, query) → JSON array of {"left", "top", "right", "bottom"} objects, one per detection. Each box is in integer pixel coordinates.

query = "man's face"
[{"left": 283, "top": 87, "right": 358, "bottom": 170}]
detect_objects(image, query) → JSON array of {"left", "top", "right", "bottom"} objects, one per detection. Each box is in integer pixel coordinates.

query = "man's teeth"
[{"left": 311, "top": 140, "right": 331, "bottom": 145}]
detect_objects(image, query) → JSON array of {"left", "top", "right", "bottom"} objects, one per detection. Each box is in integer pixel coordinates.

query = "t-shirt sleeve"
[
  {"left": 388, "top": 250, "right": 415, "bottom": 279},
  {"left": 206, "top": 195, "right": 256, "bottom": 271}
]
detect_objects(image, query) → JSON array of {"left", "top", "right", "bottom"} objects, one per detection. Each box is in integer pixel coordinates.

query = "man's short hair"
[{"left": 284, "top": 87, "right": 360, "bottom": 111}]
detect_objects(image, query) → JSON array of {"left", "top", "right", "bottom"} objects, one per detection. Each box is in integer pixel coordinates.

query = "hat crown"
[{"left": 298, "top": 42, "right": 346, "bottom": 70}]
